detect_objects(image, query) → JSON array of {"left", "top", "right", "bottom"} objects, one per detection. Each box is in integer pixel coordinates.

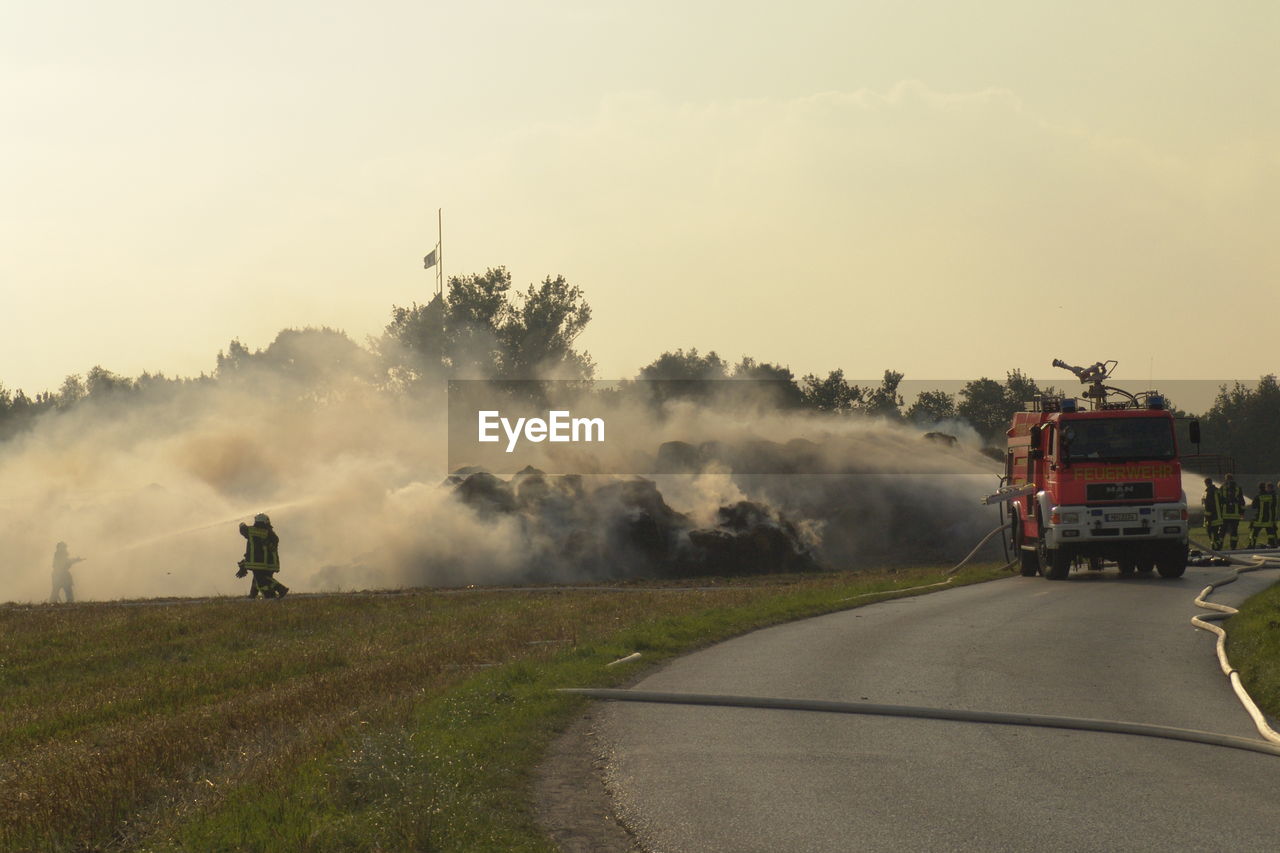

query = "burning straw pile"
[{"left": 448, "top": 465, "right": 820, "bottom": 580}]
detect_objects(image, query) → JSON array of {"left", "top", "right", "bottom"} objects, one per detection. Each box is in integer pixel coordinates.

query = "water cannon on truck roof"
[
  {"left": 1051, "top": 358, "right": 1114, "bottom": 398},
  {"left": 987, "top": 358, "right": 1195, "bottom": 580},
  {"left": 1049, "top": 357, "right": 1172, "bottom": 411}
]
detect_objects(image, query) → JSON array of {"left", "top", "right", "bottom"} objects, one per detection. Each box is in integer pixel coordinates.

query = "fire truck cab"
[{"left": 1006, "top": 360, "right": 1191, "bottom": 580}]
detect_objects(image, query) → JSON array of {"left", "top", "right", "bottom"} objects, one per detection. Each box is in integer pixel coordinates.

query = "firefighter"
[
  {"left": 1249, "top": 482, "right": 1278, "bottom": 549},
  {"left": 236, "top": 513, "right": 289, "bottom": 599},
  {"left": 1216, "top": 473, "right": 1246, "bottom": 551},
  {"left": 1202, "top": 478, "right": 1222, "bottom": 550},
  {"left": 49, "top": 542, "right": 85, "bottom": 604}
]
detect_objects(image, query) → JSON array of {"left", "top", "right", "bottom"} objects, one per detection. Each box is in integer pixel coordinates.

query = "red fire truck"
[{"left": 1000, "top": 359, "right": 1196, "bottom": 580}]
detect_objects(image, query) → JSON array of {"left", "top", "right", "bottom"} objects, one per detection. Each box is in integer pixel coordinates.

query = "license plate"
[{"left": 1106, "top": 512, "right": 1138, "bottom": 522}]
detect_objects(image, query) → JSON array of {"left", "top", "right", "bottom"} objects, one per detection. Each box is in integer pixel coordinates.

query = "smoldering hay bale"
[
  {"left": 448, "top": 467, "right": 821, "bottom": 580},
  {"left": 443, "top": 430, "right": 1002, "bottom": 579},
  {"left": 651, "top": 433, "right": 1001, "bottom": 569}
]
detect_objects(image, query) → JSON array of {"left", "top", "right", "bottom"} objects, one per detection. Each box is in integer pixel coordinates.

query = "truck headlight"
[
  {"left": 1162, "top": 509, "right": 1182, "bottom": 521},
  {"left": 1053, "top": 512, "right": 1080, "bottom": 524}
]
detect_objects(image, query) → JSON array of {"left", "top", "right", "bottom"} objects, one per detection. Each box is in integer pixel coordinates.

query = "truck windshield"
[{"left": 1063, "top": 417, "right": 1176, "bottom": 462}]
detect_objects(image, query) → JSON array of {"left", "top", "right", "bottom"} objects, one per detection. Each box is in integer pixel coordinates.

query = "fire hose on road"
[
  {"left": 562, "top": 687, "right": 1280, "bottom": 759},
  {"left": 1187, "top": 539, "right": 1280, "bottom": 744},
  {"left": 568, "top": 529, "right": 1280, "bottom": 759}
]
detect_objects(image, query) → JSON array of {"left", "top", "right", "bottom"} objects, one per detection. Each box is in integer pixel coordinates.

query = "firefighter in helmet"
[
  {"left": 1249, "top": 482, "right": 1278, "bottom": 549},
  {"left": 50, "top": 541, "right": 85, "bottom": 603},
  {"left": 1202, "top": 478, "right": 1222, "bottom": 550},
  {"left": 1215, "top": 473, "right": 1246, "bottom": 551},
  {"left": 237, "top": 513, "right": 289, "bottom": 599}
]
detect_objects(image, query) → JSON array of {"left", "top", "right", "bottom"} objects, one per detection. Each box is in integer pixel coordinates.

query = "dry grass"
[{"left": 0, "top": 568, "right": 1002, "bottom": 851}]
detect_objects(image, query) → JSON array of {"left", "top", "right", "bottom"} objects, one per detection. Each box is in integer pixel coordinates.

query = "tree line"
[{"left": 2, "top": 267, "right": 1275, "bottom": 473}]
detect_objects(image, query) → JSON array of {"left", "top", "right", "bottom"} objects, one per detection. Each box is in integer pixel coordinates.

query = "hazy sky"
[{"left": 3, "top": 0, "right": 1277, "bottom": 397}]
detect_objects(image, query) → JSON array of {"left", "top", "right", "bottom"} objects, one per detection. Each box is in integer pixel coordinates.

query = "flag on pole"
[{"left": 423, "top": 248, "right": 438, "bottom": 269}]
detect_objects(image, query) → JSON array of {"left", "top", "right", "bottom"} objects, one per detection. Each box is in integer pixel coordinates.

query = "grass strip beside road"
[
  {"left": 1227, "top": 581, "right": 1280, "bottom": 721},
  {"left": 1, "top": 565, "right": 1006, "bottom": 852}
]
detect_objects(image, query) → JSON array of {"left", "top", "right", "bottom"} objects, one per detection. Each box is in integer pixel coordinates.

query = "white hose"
[{"left": 1187, "top": 539, "right": 1280, "bottom": 744}]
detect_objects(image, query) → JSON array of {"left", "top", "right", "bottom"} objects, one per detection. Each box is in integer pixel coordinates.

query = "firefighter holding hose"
[
  {"left": 49, "top": 541, "right": 85, "bottom": 603},
  {"left": 237, "top": 513, "right": 289, "bottom": 599},
  {"left": 1202, "top": 478, "right": 1222, "bottom": 550}
]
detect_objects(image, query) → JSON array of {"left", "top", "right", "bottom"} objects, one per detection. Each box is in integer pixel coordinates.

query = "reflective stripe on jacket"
[
  {"left": 1252, "top": 493, "right": 1277, "bottom": 525},
  {"left": 240, "top": 523, "right": 280, "bottom": 572},
  {"left": 1216, "top": 485, "right": 1245, "bottom": 520}
]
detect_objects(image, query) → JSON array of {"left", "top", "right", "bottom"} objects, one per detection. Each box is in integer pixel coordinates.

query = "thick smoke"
[
  {"left": 442, "top": 396, "right": 1002, "bottom": 574},
  {"left": 0, "top": 349, "right": 1005, "bottom": 603}
]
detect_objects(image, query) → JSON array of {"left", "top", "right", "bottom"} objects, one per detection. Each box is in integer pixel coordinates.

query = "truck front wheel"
[
  {"left": 1156, "top": 544, "right": 1188, "bottom": 579},
  {"left": 1038, "top": 543, "right": 1071, "bottom": 580}
]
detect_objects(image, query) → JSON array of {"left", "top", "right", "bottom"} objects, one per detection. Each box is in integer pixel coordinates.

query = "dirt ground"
[{"left": 534, "top": 706, "right": 642, "bottom": 853}]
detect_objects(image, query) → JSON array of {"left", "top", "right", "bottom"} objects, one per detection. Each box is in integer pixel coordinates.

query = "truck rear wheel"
[
  {"left": 1156, "top": 544, "right": 1187, "bottom": 579},
  {"left": 1038, "top": 543, "right": 1071, "bottom": 580},
  {"left": 1117, "top": 559, "right": 1136, "bottom": 577},
  {"left": 1136, "top": 556, "right": 1155, "bottom": 574}
]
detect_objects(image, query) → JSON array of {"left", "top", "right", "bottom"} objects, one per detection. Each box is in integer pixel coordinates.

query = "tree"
[
  {"left": 214, "top": 329, "right": 377, "bottom": 400},
  {"left": 446, "top": 267, "right": 513, "bottom": 378},
  {"left": 86, "top": 366, "right": 135, "bottom": 398},
  {"left": 378, "top": 267, "right": 595, "bottom": 383},
  {"left": 861, "top": 370, "right": 904, "bottom": 420},
  {"left": 959, "top": 370, "right": 1055, "bottom": 443},
  {"left": 1199, "top": 375, "right": 1280, "bottom": 475},
  {"left": 731, "top": 357, "right": 804, "bottom": 409},
  {"left": 379, "top": 293, "right": 447, "bottom": 384},
  {"left": 57, "top": 374, "right": 86, "bottom": 409},
  {"left": 1004, "top": 369, "right": 1043, "bottom": 409},
  {"left": 215, "top": 340, "right": 254, "bottom": 378},
  {"left": 258, "top": 328, "right": 375, "bottom": 385},
  {"left": 635, "top": 348, "right": 728, "bottom": 406},
  {"left": 499, "top": 275, "right": 593, "bottom": 378},
  {"left": 799, "top": 369, "right": 862, "bottom": 413},
  {"left": 906, "top": 389, "right": 957, "bottom": 424},
  {"left": 958, "top": 377, "right": 1007, "bottom": 442},
  {"left": 638, "top": 348, "right": 728, "bottom": 381}
]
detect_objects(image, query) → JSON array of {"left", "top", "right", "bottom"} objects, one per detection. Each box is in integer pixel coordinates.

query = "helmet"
[{"left": 254, "top": 513, "right": 271, "bottom": 525}]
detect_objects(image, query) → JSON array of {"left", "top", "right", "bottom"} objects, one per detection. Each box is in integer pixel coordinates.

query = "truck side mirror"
[{"left": 1189, "top": 421, "right": 1201, "bottom": 444}]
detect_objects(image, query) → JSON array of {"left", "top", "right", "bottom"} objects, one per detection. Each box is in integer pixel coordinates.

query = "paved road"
[{"left": 601, "top": 568, "right": 1280, "bottom": 852}]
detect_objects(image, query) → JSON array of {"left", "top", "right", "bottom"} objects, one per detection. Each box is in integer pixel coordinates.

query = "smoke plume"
[{"left": 1, "top": 347, "right": 1005, "bottom": 603}]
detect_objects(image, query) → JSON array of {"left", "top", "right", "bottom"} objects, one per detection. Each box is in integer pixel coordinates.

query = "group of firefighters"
[
  {"left": 49, "top": 513, "right": 288, "bottom": 603},
  {"left": 1202, "top": 473, "right": 1278, "bottom": 551}
]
